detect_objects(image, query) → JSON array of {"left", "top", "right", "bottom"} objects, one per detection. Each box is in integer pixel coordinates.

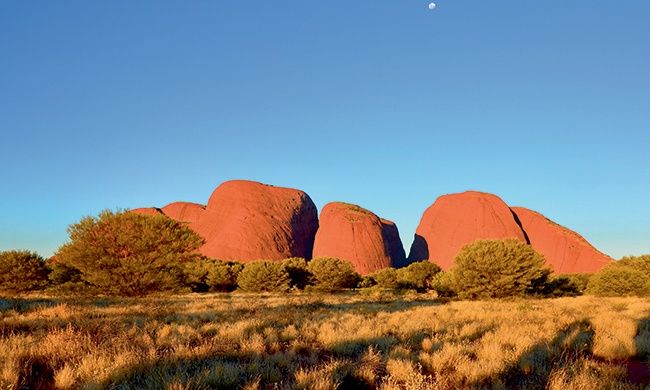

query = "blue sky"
[{"left": 1, "top": 1, "right": 649, "bottom": 259}]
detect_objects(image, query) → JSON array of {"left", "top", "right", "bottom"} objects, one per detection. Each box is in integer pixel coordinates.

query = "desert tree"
[
  {"left": 449, "top": 239, "right": 550, "bottom": 299},
  {"left": 55, "top": 210, "right": 203, "bottom": 296},
  {"left": 0, "top": 250, "right": 49, "bottom": 293}
]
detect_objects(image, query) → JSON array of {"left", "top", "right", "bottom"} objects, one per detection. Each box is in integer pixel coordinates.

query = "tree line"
[{"left": 1, "top": 210, "right": 648, "bottom": 298}]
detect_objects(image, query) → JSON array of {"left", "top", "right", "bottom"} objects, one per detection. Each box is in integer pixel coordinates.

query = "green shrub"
[
  {"left": 237, "top": 261, "right": 290, "bottom": 292},
  {"left": 307, "top": 257, "right": 360, "bottom": 291},
  {"left": 46, "top": 259, "right": 90, "bottom": 294},
  {"left": 281, "top": 257, "right": 311, "bottom": 290},
  {"left": 185, "top": 258, "right": 243, "bottom": 292},
  {"left": 208, "top": 262, "right": 243, "bottom": 292},
  {"left": 617, "top": 254, "right": 650, "bottom": 275},
  {"left": 358, "top": 275, "right": 377, "bottom": 289},
  {"left": 47, "top": 260, "right": 82, "bottom": 286},
  {"left": 370, "top": 268, "right": 401, "bottom": 289},
  {"left": 428, "top": 271, "right": 456, "bottom": 297},
  {"left": 587, "top": 265, "right": 650, "bottom": 297},
  {"left": 0, "top": 250, "right": 49, "bottom": 293},
  {"left": 542, "top": 273, "right": 592, "bottom": 297},
  {"left": 449, "top": 239, "right": 550, "bottom": 299},
  {"left": 55, "top": 210, "right": 204, "bottom": 296},
  {"left": 396, "top": 261, "right": 442, "bottom": 292}
]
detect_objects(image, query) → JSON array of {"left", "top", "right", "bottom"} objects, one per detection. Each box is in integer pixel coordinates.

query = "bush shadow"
[{"left": 470, "top": 320, "right": 595, "bottom": 388}]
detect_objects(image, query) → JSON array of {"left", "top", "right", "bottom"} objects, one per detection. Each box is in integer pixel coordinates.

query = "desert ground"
[{"left": 2, "top": 293, "right": 649, "bottom": 389}]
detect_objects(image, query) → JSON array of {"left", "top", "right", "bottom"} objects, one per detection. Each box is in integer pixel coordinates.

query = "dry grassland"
[{"left": 1, "top": 292, "right": 649, "bottom": 389}]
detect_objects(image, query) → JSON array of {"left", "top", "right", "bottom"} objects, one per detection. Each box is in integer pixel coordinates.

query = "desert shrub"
[
  {"left": 208, "top": 262, "right": 243, "bottom": 291},
  {"left": 185, "top": 258, "right": 243, "bottom": 292},
  {"left": 358, "top": 275, "right": 377, "bottom": 288},
  {"left": 0, "top": 250, "right": 49, "bottom": 293},
  {"left": 449, "top": 239, "right": 550, "bottom": 299},
  {"left": 237, "top": 261, "right": 291, "bottom": 292},
  {"left": 617, "top": 254, "right": 650, "bottom": 275},
  {"left": 46, "top": 259, "right": 90, "bottom": 294},
  {"left": 47, "top": 260, "right": 82, "bottom": 285},
  {"left": 55, "top": 210, "right": 204, "bottom": 296},
  {"left": 307, "top": 257, "right": 360, "bottom": 291},
  {"left": 396, "top": 261, "right": 442, "bottom": 292},
  {"left": 281, "top": 257, "right": 311, "bottom": 290},
  {"left": 370, "top": 268, "right": 401, "bottom": 289},
  {"left": 542, "top": 273, "right": 592, "bottom": 297},
  {"left": 587, "top": 265, "right": 650, "bottom": 297},
  {"left": 428, "top": 271, "right": 456, "bottom": 297}
]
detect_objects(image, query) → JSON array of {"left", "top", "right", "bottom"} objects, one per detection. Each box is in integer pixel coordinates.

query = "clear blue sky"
[{"left": 1, "top": 1, "right": 649, "bottom": 259}]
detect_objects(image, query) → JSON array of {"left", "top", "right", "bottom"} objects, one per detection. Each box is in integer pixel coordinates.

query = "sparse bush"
[
  {"left": 281, "top": 257, "right": 311, "bottom": 290},
  {"left": 55, "top": 210, "right": 204, "bottom": 296},
  {"left": 396, "top": 261, "right": 441, "bottom": 292},
  {"left": 237, "top": 261, "right": 291, "bottom": 292},
  {"left": 307, "top": 257, "right": 360, "bottom": 291},
  {"left": 449, "top": 239, "right": 550, "bottom": 299},
  {"left": 0, "top": 250, "right": 49, "bottom": 293},
  {"left": 185, "top": 258, "right": 243, "bottom": 292},
  {"left": 587, "top": 265, "right": 650, "bottom": 297}
]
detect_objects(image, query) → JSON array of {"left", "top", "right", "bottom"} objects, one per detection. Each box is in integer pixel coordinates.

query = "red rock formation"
[
  {"left": 161, "top": 202, "right": 205, "bottom": 224},
  {"left": 408, "top": 191, "right": 527, "bottom": 270},
  {"left": 312, "top": 202, "right": 406, "bottom": 275},
  {"left": 381, "top": 219, "right": 408, "bottom": 268},
  {"left": 193, "top": 180, "right": 318, "bottom": 262},
  {"left": 130, "top": 207, "right": 163, "bottom": 216},
  {"left": 511, "top": 207, "right": 612, "bottom": 273}
]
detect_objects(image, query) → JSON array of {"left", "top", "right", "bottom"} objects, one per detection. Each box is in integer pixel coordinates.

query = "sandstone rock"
[
  {"left": 130, "top": 207, "right": 163, "bottom": 216},
  {"left": 381, "top": 219, "right": 409, "bottom": 268},
  {"left": 312, "top": 202, "right": 407, "bottom": 275},
  {"left": 161, "top": 202, "right": 205, "bottom": 224},
  {"left": 193, "top": 180, "right": 318, "bottom": 262},
  {"left": 408, "top": 191, "right": 527, "bottom": 270},
  {"left": 511, "top": 207, "right": 612, "bottom": 273}
]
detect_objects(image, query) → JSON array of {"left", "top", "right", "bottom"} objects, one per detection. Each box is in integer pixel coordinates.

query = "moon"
[{"left": 428, "top": 2, "right": 436, "bottom": 9}]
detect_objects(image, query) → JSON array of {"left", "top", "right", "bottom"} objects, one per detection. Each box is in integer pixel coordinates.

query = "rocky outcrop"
[
  {"left": 130, "top": 207, "right": 163, "bottom": 216},
  {"left": 511, "top": 207, "right": 612, "bottom": 273},
  {"left": 312, "top": 202, "right": 406, "bottom": 275},
  {"left": 193, "top": 180, "right": 319, "bottom": 262},
  {"left": 381, "top": 219, "right": 408, "bottom": 268},
  {"left": 161, "top": 202, "right": 205, "bottom": 224},
  {"left": 408, "top": 191, "right": 527, "bottom": 270},
  {"left": 128, "top": 184, "right": 613, "bottom": 274}
]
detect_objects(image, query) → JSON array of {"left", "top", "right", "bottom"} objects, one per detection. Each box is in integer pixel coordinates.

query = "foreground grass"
[{"left": 1, "top": 292, "right": 649, "bottom": 389}]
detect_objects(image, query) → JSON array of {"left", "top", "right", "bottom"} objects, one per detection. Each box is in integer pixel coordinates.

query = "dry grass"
[{"left": 0, "top": 293, "right": 649, "bottom": 389}]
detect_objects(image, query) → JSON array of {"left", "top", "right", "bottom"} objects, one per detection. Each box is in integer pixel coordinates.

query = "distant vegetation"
[
  {"left": 588, "top": 255, "right": 650, "bottom": 297},
  {"left": 237, "top": 260, "right": 291, "bottom": 292},
  {"left": 306, "top": 257, "right": 361, "bottom": 291},
  {"left": 1, "top": 211, "right": 648, "bottom": 300}
]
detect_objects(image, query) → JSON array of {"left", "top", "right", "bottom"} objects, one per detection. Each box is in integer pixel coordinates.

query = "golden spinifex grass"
[{"left": 1, "top": 293, "right": 649, "bottom": 389}]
